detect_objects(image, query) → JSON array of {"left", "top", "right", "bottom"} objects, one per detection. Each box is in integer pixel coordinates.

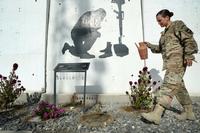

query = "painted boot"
[
  {"left": 176, "top": 104, "right": 196, "bottom": 121},
  {"left": 62, "top": 42, "right": 71, "bottom": 54},
  {"left": 141, "top": 104, "right": 165, "bottom": 125},
  {"left": 80, "top": 52, "right": 95, "bottom": 59},
  {"left": 99, "top": 42, "right": 112, "bottom": 58}
]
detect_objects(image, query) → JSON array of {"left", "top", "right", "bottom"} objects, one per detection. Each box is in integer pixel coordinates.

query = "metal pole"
[
  {"left": 54, "top": 71, "right": 56, "bottom": 105},
  {"left": 140, "top": 0, "right": 146, "bottom": 67},
  {"left": 83, "top": 71, "right": 87, "bottom": 107},
  {"left": 44, "top": 0, "right": 51, "bottom": 93}
]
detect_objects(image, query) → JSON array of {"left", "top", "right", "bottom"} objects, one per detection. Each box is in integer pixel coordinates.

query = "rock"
[
  {"left": 0, "top": 97, "right": 200, "bottom": 132},
  {"left": 28, "top": 116, "right": 42, "bottom": 123},
  {"left": 13, "top": 93, "right": 28, "bottom": 105},
  {"left": 27, "top": 92, "right": 42, "bottom": 105}
]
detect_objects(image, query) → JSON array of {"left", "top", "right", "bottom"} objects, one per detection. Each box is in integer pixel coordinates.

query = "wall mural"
[{"left": 62, "top": 0, "right": 130, "bottom": 59}]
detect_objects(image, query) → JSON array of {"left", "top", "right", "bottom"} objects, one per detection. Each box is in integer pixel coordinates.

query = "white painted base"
[
  {"left": 40, "top": 93, "right": 200, "bottom": 105},
  {"left": 40, "top": 93, "right": 130, "bottom": 105}
]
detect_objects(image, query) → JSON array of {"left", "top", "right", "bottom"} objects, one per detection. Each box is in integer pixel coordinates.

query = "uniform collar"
[{"left": 163, "top": 21, "right": 174, "bottom": 34}]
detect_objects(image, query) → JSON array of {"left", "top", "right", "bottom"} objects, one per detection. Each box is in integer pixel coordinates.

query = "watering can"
[{"left": 135, "top": 42, "right": 148, "bottom": 60}]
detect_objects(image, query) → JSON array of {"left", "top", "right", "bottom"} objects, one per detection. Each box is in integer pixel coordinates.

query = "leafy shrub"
[
  {"left": 126, "top": 67, "right": 160, "bottom": 109},
  {"left": 0, "top": 63, "right": 25, "bottom": 109}
]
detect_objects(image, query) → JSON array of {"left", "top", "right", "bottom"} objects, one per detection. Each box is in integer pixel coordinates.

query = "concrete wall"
[
  {"left": 46, "top": 0, "right": 144, "bottom": 95},
  {"left": 0, "top": 0, "right": 199, "bottom": 96},
  {"left": 0, "top": 0, "right": 46, "bottom": 92}
]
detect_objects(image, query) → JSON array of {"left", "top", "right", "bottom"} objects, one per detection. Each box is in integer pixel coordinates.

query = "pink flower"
[{"left": 43, "top": 112, "right": 49, "bottom": 120}]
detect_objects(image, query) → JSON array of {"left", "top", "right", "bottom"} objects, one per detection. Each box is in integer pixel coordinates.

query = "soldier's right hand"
[{"left": 143, "top": 42, "right": 151, "bottom": 48}]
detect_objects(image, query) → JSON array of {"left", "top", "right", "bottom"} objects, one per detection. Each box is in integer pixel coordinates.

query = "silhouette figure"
[{"left": 62, "top": 8, "right": 106, "bottom": 59}]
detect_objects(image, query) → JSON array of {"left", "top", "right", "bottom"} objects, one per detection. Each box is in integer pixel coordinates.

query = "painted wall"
[
  {"left": 0, "top": 0, "right": 199, "bottom": 95},
  {"left": 0, "top": 0, "right": 46, "bottom": 92},
  {"left": 46, "top": 0, "right": 144, "bottom": 94},
  {"left": 47, "top": 0, "right": 200, "bottom": 95}
]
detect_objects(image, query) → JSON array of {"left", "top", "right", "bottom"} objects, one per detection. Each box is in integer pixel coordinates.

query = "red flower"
[
  {"left": 139, "top": 71, "right": 142, "bottom": 74},
  {"left": 13, "top": 63, "right": 18, "bottom": 71},
  {"left": 129, "top": 81, "right": 133, "bottom": 86},
  {"left": 21, "top": 87, "right": 26, "bottom": 91},
  {"left": 143, "top": 67, "right": 148, "bottom": 72},
  {"left": 11, "top": 80, "right": 17, "bottom": 84},
  {"left": 149, "top": 75, "right": 152, "bottom": 79}
]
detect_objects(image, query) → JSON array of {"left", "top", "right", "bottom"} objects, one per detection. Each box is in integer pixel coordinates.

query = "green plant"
[
  {"left": 126, "top": 67, "right": 160, "bottom": 109},
  {"left": 32, "top": 101, "right": 65, "bottom": 120},
  {"left": 0, "top": 63, "right": 25, "bottom": 109}
]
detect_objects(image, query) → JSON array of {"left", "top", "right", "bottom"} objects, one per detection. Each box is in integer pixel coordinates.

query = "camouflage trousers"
[{"left": 157, "top": 67, "right": 192, "bottom": 108}]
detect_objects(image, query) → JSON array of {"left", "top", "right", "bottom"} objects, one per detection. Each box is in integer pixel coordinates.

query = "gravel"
[{"left": 0, "top": 97, "right": 200, "bottom": 133}]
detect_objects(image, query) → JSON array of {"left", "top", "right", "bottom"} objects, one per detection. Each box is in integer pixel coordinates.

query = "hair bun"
[{"left": 170, "top": 12, "right": 174, "bottom": 17}]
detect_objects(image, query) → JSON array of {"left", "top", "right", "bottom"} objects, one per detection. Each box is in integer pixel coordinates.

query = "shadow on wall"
[
  {"left": 75, "top": 59, "right": 106, "bottom": 94},
  {"left": 51, "top": 0, "right": 92, "bottom": 62},
  {"left": 52, "top": 0, "right": 91, "bottom": 92},
  {"left": 149, "top": 68, "right": 163, "bottom": 86}
]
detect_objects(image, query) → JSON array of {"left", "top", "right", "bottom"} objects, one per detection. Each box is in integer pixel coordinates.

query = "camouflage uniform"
[{"left": 147, "top": 20, "right": 198, "bottom": 108}]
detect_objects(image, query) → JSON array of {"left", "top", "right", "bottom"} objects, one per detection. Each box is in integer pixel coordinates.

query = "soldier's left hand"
[{"left": 184, "top": 59, "right": 193, "bottom": 66}]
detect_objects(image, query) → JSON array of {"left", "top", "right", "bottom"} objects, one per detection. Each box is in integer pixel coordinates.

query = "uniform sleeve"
[
  {"left": 175, "top": 21, "right": 198, "bottom": 60},
  {"left": 146, "top": 42, "right": 161, "bottom": 53}
]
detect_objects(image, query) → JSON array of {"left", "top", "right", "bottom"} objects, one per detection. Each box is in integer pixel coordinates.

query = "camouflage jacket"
[{"left": 147, "top": 20, "right": 198, "bottom": 71}]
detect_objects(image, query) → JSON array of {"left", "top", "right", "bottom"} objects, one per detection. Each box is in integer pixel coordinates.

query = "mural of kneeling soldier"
[{"left": 62, "top": 8, "right": 106, "bottom": 59}]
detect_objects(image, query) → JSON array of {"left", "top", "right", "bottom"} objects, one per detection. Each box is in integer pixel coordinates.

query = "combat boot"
[
  {"left": 62, "top": 42, "right": 71, "bottom": 54},
  {"left": 141, "top": 104, "right": 165, "bottom": 125},
  {"left": 80, "top": 52, "right": 95, "bottom": 59},
  {"left": 99, "top": 42, "right": 112, "bottom": 58},
  {"left": 176, "top": 104, "right": 196, "bottom": 121}
]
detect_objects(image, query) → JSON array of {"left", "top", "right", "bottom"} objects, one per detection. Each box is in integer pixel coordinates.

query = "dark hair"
[{"left": 156, "top": 9, "right": 174, "bottom": 18}]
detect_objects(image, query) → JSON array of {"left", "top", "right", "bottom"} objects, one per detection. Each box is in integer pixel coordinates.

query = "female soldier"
[{"left": 141, "top": 9, "right": 198, "bottom": 125}]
